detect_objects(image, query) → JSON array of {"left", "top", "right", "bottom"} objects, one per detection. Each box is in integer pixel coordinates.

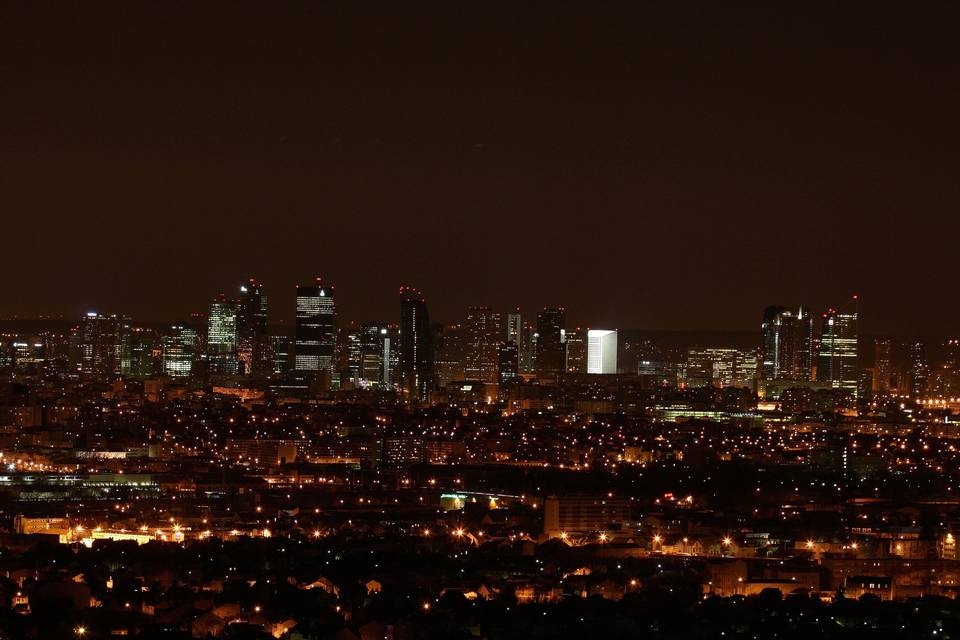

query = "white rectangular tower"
[{"left": 587, "top": 329, "right": 617, "bottom": 374}]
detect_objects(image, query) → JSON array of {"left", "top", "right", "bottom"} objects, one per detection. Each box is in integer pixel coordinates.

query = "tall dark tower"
[
  {"left": 535, "top": 307, "right": 566, "bottom": 381},
  {"left": 874, "top": 337, "right": 892, "bottom": 394},
  {"left": 237, "top": 278, "right": 268, "bottom": 376},
  {"left": 399, "top": 286, "right": 432, "bottom": 402},
  {"left": 295, "top": 279, "right": 336, "bottom": 382}
]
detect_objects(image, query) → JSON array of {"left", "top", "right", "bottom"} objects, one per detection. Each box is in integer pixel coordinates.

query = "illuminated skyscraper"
[
  {"left": 686, "top": 347, "right": 757, "bottom": 388},
  {"left": 121, "top": 327, "right": 158, "bottom": 378},
  {"left": 947, "top": 339, "right": 960, "bottom": 373},
  {"left": 535, "top": 307, "right": 565, "bottom": 380},
  {"left": 816, "top": 305, "right": 859, "bottom": 398},
  {"left": 464, "top": 306, "right": 502, "bottom": 384},
  {"left": 294, "top": 279, "right": 336, "bottom": 379},
  {"left": 873, "top": 337, "right": 892, "bottom": 394},
  {"left": 909, "top": 340, "right": 929, "bottom": 398},
  {"left": 587, "top": 329, "right": 617, "bottom": 374},
  {"left": 383, "top": 324, "right": 400, "bottom": 388},
  {"left": 498, "top": 341, "right": 519, "bottom": 386},
  {"left": 359, "top": 322, "right": 388, "bottom": 386},
  {"left": 237, "top": 278, "right": 268, "bottom": 376},
  {"left": 343, "top": 326, "right": 362, "bottom": 384},
  {"left": 162, "top": 324, "right": 197, "bottom": 378},
  {"left": 207, "top": 294, "right": 239, "bottom": 375},
  {"left": 946, "top": 339, "right": 960, "bottom": 395},
  {"left": 565, "top": 327, "right": 586, "bottom": 373},
  {"left": 399, "top": 286, "right": 432, "bottom": 401},
  {"left": 76, "top": 312, "right": 128, "bottom": 379},
  {"left": 519, "top": 322, "right": 536, "bottom": 374},
  {"left": 271, "top": 335, "right": 292, "bottom": 375},
  {"left": 760, "top": 305, "right": 813, "bottom": 381},
  {"left": 506, "top": 310, "right": 522, "bottom": 349}
]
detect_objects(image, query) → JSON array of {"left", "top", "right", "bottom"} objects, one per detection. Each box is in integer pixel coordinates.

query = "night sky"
[{"left": 3, "top": 4, "right": 959, "bottom": 335}]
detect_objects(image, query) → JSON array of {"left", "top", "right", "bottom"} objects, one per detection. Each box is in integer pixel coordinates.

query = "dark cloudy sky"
[{"left": 2, "top": 3, "right": 958, "bottom": 335}]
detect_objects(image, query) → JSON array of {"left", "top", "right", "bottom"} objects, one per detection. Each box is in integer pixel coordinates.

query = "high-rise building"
[
  {"left": 294, "top": 279, "right": 336, "bottom": 380},
  {"left": 207, "top": 294, "right": 239, "bottom": 376},
  {"left": 383, "top": 324, "right": 400, "bottom": 389},
  {"left": 498, "top": 341, "right": 519, "bottom": 386},
  {"left": 760, "top": 305, "right": 814, "bottom": 381},
  {"left": 121, "top": 327, "right": 158, "bottom": 378},
  {"left": 565, "top": 327, "right": 587, "bottom": 373},
  {"left": 587, "top": 329, "right": 618, "bottom": 374},
  {"left": 162, "top": 324, "right": 197, "bottom": 379},
  {"left": 947, "top": 339, "right": 960, "bottom": 373},
  {"left": 909, "top": 340, "right": 929, "bottom": 398},
  {"left": 535, "top": 307, "right": 566, "bottom": 380},
  {"left": 506, "top": 310, "right": 522, "bottom": 349},
  {"left": 357, "top": 322, "right": 387, "bottom": 387},
  {"left": 399, "top": 286, "right": 432, "bottom": 402},
  {"left": 686, "top": 347, "right": 757, "bottom": 388},
  {"left": 946, "top": 339, "right": 960, "bottom": 396},
  {"left": 433, "top": 323, "right": 465, "bottom": 386},
  {"left": 341, "top": 325, "right": 362, "bottom": 384},
  {"left": 270, "top": 335, "right": 292, "bottom": 375},
  {"left": 816, "top": 306, "right": 859, "bottom": 399},
  {"left": 76, "top": 312, "right": 127, "bottom": 379},
  {"left": 236, "top": 278, "right": 268, "bottom": 376},
  {"left": 463, "top": 306, "right": 502, "bottom": 384},
  {"left": 519, "top": 322, "right": 536, "bottom": 374},
  {"left": 873, "top": 338, "right": 892, "bottom": 394}
]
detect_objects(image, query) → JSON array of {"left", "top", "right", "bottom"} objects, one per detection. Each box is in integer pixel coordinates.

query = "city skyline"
[
  {"left": 0, "top": 276, "right": 946, "bottom": 340},
  {"left": 3, "top": 4, "right": 960, "bottom": 635},
  {"left": 4, "top": 284, "right": 940, "bottom": 346}
]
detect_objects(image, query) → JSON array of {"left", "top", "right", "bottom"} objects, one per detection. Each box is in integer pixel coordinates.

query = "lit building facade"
[
  {"left": 760, "top": 305, "right": 813, "bottom": 381},
  {"left": 294, "top": 280, "right": 336, "bottom": 379},
  {"left": 565, "top": 327, "right": 586, "bottom": 373},
  {"left": 271, "top": 335, "right": 292, "bottom": 375},
  {"left": 76, "top": 312, "right": 128, "bottom": 379},
  {"left": 519, "top": 322, "right": 536, "bottom": 374},
  {"left": 686, "top": 347, "right": 757, "bottom": 388},
  {"left": 207, "top": 294, "right": 238, "bottom": 375},
  {"left": 236, "top": 278, "right": 268, "bottom": 375},
  {"left": 587, "top": 329, "right": 617, "bottom": 374},
  {"left": 498, "top": 341, "right": 519, "bottom": 386},
  {"left": 464, "top": 306, "right": 502, "bottom": 384},
  {"left": 873, "top": 337, "right": 892, "bottom": 394},
  {"left": 162, "top": 324, "right": 197, "bottom": 378},
  {"left": 909, "top": 340, "right": 929, "bottom": 398},
  {"left": 816, "top": 308, "right": 859, "bottom": 399},
  {"left": 506, "top": 310, "right": 522, "bottom": 351}
]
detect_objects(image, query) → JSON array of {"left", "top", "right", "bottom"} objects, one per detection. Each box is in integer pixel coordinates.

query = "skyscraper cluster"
[
  {"left": 758, "top": 298, "right": 862, "bottom": 403},
  {"left": 52, "top": 279, "right": 635, "bottom": 405},
  {"left": 45, "top": 283, "right": 960, "bottom": 412}
]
